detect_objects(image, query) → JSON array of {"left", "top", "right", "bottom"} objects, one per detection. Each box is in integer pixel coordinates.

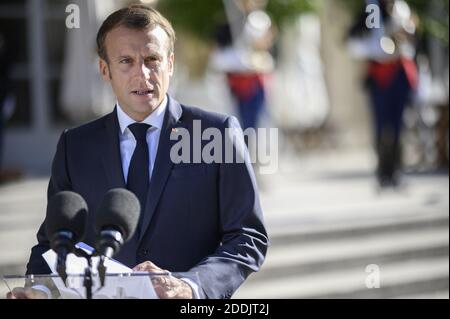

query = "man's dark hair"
[{"left": 96, "top": 5, "right": 176, "bottom": 62}]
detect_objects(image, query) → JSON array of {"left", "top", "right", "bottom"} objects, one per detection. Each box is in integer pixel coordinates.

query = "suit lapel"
[
  {"left": 101, "top": 108, "right": 126, "bottom": 189},
  {"left": 139, "top": 96, "right": 183, "bottom": 241}
]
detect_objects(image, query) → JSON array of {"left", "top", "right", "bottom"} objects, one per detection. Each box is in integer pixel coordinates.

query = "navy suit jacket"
[{"left": 26, "top": 96, "right": 268, "bottom": 299}]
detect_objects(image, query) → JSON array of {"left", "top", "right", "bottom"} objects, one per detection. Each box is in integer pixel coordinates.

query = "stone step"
[
  {"left": 268, "top": 213, "right": 448, "bottom": 246},
  {"left": 235, "top": 215, "right": 449, "bottom": 299},
  {"left": 234, "top": 257, "right": 449, "bottom": 299},
  {"left": 256, "top": 227, "right": 448, "bottom": 281}
]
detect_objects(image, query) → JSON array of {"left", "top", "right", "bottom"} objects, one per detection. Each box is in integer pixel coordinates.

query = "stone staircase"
[{"left": 234, "top": 213, "right": 449, "bottom": 299}]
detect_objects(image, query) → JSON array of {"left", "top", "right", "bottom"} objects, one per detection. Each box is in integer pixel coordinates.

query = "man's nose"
[{"left": 134, "top": 62, "right": 151, "bottom": 80}]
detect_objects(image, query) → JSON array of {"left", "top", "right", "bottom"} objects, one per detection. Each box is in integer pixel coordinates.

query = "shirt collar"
[{"left": 116, "top": 95, "right": 168, "bottom": 134}]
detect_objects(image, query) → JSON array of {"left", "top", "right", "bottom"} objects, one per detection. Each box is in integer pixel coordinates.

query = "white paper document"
[{"left": 42, "top": 242, "right": 157, "bottom": 299}]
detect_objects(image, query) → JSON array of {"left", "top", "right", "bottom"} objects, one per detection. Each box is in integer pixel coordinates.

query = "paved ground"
[{"left": 0, "top": 149, "right": 448, "bottom": 298}]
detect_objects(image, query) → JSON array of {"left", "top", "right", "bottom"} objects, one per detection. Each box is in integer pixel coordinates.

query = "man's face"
[{"left": 99, "top": 25, "right": 174, "bottom": 121}]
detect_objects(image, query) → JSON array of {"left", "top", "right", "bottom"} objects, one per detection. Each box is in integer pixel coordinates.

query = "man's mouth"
[{"left": 131, "top": 89, "right": 154, "bottom": 96}]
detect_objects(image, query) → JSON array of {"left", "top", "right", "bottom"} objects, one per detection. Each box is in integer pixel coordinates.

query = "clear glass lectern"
[{"left": 1, "top": 272, "right": 200, "bottom": 299}]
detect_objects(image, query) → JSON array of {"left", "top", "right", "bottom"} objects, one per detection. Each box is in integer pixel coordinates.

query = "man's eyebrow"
[
  {"left": 147, "top": 51, "right": 162, "bottom": 56},
  {"left": 116, "top": 55, "right": 133, "bottom": 61},
  {"left": 146, "top": 52, "right": 163, "bottom": 59},
  {"left": 143, "top": 48, "right": 163, "bottom": 56}
]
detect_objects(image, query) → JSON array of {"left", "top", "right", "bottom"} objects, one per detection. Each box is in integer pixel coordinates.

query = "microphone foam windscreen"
[
  {"left": 95, "top": 188, "right": 140, "bottom": 241},
  {"left": 45, "top": 191, "right": 88, "bottom": 242}
]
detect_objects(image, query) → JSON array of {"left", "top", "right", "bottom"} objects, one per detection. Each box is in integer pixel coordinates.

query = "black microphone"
[
  {"left": 45, "top": 191, "right": 88, "bottom": 284},
  {"left": 95, "top": 189, "right": 140, "bottom": 284}
]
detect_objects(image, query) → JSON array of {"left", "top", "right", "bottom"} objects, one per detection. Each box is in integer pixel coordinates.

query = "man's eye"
[
  {"left": 120, "top": 59, "right": 131, "bottom": 64},
  {"left": 146, "top": 56, "right": 159, "bottom": 62}
]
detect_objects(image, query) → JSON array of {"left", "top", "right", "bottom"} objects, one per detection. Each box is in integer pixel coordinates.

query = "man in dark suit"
[{"left": 24, "top": 5, "right": 268, "bottom": 299}]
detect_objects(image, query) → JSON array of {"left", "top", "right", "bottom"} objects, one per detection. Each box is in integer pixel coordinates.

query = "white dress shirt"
[{"left": 116, "top": 95, "right": 167, "bottom": 183}]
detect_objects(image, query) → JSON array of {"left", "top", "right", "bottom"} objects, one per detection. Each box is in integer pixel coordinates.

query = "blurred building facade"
[{"left": 1, "top": 0, "right": 122, "bottom": 175}]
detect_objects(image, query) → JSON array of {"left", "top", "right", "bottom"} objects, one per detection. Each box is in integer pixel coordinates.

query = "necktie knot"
[{"left": 128, "top": 123, "right": 150, "bottom": 141}]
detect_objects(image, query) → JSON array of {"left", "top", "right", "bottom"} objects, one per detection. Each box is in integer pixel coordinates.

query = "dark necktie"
[{"left": 127, "top": 123, "right": 151, "bottom": 233}]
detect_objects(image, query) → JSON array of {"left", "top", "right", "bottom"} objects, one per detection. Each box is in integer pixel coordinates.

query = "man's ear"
[
  {"left": 99, "top": 58, "right": 111, "bottom": 82},
  {"left": 168, "top": 53, "right": 174, "bottom": 77}
]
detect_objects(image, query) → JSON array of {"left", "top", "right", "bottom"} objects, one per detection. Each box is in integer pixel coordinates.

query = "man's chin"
[
  {"left": 130, "top": 93, "right": 162, "bottom": 106},
  {"left": 125, "top": 102, "right": 160, "bottom": 119}
]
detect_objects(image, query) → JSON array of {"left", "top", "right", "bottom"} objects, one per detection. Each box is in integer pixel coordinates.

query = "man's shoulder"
[
  {"left": 179, "top": 104, "right": 232, "bottom": 127},
  {"left": 63, "top": 111, "right": 113, "bottom": 138}
]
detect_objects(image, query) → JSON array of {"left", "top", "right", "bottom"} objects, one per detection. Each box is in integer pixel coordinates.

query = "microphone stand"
[{"left": 73, "top": 248, "right": 95, "bottom": 299}]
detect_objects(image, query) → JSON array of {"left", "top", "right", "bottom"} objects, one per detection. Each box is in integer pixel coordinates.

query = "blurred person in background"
[
  {"left": 210, "top": 0, "right": 275, "bottom": 136},
  {"left": 347, "top": 0, "right": 419, "bottom": 188}
]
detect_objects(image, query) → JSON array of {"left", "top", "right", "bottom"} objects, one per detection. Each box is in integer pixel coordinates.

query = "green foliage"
[
  {"left": 157, "top": 0, "right": 226, "bottom": 40},
  {"left": 157, "top": 0, "right": 318, "bottom": 40},
  {"left": 408, "top": 0, "right": 449, "bottom": 43},
  {"left": 265, "top": 0, "right": 319, "bottom": 27}
]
